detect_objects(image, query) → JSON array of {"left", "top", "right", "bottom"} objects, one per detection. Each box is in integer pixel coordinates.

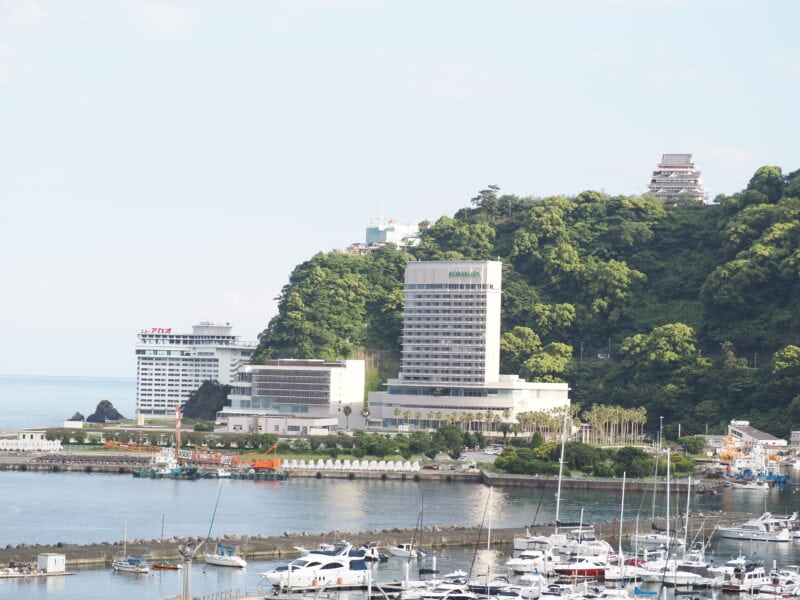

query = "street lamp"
[{"left": 659, "top": 416, "right": 664, "bottom": 452}]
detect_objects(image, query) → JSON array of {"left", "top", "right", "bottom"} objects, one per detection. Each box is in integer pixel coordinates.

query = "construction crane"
[
  {"left": 103, "top": 440, "right": 161, "bottom": 453},
  {"left": 247, "top": 443, "right": 281, "bottom": 470}
]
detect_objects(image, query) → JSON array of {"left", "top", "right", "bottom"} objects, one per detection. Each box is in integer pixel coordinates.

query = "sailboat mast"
[
  {"left": 684, "top": 476, "right": 691, "bottom": 549},
  {"left": 554, "top": 411, "right": 569, "bottom": 534},
  {"left": 619, "top": 472, "right": 626, "bottom": 563},
  {"left": 665, "top": 448, "right": 671, "bottom": 546},
  {"left": 175, "top": 404, "right": 182, "bottom": 466},
  {"left": 487, "top": 486, "right": 493, "bottom": 550}
]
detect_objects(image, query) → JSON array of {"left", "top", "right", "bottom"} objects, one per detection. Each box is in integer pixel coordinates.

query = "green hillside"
[{"left": 254, "top": 166, "right": 800, "bottom": 437}]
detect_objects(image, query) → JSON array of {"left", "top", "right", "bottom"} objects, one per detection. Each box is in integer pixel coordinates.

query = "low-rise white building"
[
  {"left": 0, "top": 430, "right": 62, "bottom": 452},
  {"left": 217, "top": 359, "right": 365, "bottom": 435}
]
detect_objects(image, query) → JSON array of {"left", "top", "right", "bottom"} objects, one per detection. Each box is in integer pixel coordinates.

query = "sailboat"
[
  {"left": 631, "top": 449, "right": 684, "bottom": 552},
  {"left": 152, "top": 514, "right": 182, "bottom": 570},
  {"left": 112, "top": 520, "right": 150, "bottom": 573},
  {"left": 513, "top": 412, "right": 574, "bottom": 552},
  {"left": 203, "top": 483, "right": 247, "bottom": 568}
]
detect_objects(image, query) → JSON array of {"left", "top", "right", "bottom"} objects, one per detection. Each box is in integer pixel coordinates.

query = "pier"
[{"left": 0, "top": 454, "right": 727, "bottom": 493}]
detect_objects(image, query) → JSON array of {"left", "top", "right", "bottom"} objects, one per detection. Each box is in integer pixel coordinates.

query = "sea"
[
  {"left": 2, "top": 376, "right": 800, "bottom": 599},
  {"left": 0, "top": 374, "right": 136, "bottom": 432}
]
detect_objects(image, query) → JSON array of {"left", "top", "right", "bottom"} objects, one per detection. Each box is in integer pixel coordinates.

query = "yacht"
[
  {"left": 262, "top": 544, "right": 370, "bottom": 590},
  {"left": 111, "top": 556, "right": 149, "bottom": 574},
  {"left": 720, "top": 563, "right": 772, "bottom": 593},
  {"left": 204, "top": 542, "right": 247, "bottom": 568},
  {"left": 716, "top": 512, "right": 797, "bottom": 542},
  {"left": 507, "top": 549, "right": 558, "bottom": 575},
  {"left": 390, "top": 542, "right": 427, "bottom": 559}
]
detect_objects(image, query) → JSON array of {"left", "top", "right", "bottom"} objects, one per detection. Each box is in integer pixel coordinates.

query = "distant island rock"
[
  {"left": 68, "top": 412, "right": 85, "bottom": 422},
  {"left": 86, "top": 400, "right": 125, "bottom": 423}
]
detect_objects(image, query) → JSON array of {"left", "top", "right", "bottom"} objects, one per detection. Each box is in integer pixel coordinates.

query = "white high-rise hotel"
[
  {"left": 368, "top": 261, "right": 570, "bottom": 429},
  {"left": 135, "top": 322, "right": 256, "bottom": 417}
]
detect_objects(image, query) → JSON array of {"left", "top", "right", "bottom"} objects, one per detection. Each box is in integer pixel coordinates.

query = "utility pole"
[{"left": 659, "top": 416, "right": 664, "bottom": 452}]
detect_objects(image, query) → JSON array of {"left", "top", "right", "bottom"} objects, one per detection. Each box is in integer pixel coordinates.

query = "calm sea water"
[
  {"left": 0, "top": 375, "right": 135, "bottom": 431},
  {"left": 2, "top": 376, "right": 800, "bottom": 599},
  {"left": 1, "top": 474, "right": 800, "bottom": 600}
]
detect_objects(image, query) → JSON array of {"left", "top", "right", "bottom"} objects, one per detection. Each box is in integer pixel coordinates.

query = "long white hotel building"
[
  {"left": 368, "top": 260, "right": 570, "bottom": 430},
  {"left": 135, "top": 322, "right": 256, "bottom": 417}
]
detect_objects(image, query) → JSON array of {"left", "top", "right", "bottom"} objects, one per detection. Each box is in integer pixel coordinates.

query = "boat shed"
[
  {"left": 728, "top": 420, "right": 787, "bottom": 451},
  {"left": 37, "top": 553, "right": 66, "bottom": 574}
]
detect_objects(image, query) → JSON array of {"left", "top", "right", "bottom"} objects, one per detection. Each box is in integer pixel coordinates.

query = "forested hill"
[{"left": 254, "top": 166, "right": 800, "bottom": 437}]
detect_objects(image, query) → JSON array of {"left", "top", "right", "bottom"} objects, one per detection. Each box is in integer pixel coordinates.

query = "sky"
[{"left": 1, "top": 0, "right": 798, "bottom": 378}]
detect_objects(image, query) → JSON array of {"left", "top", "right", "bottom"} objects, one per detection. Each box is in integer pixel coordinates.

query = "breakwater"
[{"left": 0, "top": 515, "right": 742, "bottom": 570}]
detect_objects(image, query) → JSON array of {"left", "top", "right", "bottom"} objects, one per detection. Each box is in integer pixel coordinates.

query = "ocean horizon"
[{"left": 0, "top": 374, "right": 136, "bottom": 432}]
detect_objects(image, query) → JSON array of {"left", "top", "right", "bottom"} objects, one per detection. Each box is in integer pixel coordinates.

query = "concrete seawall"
[
  {"left": 0, "top": 516, "right": 743, "bottom": 570},
  {"left": 0, "top": 455, "right": 726, "bottom": 493}
]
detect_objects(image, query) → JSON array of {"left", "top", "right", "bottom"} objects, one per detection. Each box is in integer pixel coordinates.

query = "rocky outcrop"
[{"left": 86, "top": 400, "right": 125, "bottom": 423}]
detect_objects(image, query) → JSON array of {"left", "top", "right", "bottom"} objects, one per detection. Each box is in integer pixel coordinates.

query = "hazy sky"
[{"left": 1, "top": 0, "right": 798, "bottom": 378}]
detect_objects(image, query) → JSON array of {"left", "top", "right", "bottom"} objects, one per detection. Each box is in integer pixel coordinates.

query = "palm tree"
[{"left": 342, "top": 405, "right": 352, "bottom": 429}]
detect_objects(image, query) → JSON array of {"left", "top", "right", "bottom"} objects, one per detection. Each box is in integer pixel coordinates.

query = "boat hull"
[{"left": 204, "top": 553, "right": 247, "bottom": 568}]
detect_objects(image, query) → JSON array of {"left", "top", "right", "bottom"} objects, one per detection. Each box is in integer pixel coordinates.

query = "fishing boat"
[{"left": 132, "top": 448, "right": 200, "bottom": 480}]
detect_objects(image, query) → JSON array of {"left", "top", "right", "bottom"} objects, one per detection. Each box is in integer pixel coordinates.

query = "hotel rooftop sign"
[{"left": 448, "top": 270, "right": 481, "bottom": 277}]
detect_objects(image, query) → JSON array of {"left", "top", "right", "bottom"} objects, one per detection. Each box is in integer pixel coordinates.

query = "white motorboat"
[
  {"left": 506, "top": 547, "right": 558, "bottom": 575},
  {"left": 720, "top": 563, "right": 772, "bottom": 592},
  {"left": 539, "top": 583, "right": 585, "bottom": 600},
  {"left": 727, "top": 480, "right": 770, "bottom": 491},
  {"left": 112, "top": 556, "right": 149, "bottom": 574},
  {"left": 716, "top": 512, "right": 797, "bottom": 542},
  {"left": 294, "top": 541, "right": 349, "bottom": 556},
  {"left": 637, "top": 566, "right": 713, "bottom": 587},
  {"left": 261, "top": 544, "right": 371, "bottom": 590},
  {"left": 204, "top": 542, "right": 247, "bottom": 568},
  {"left": 360, "top": 541, "right": 389, "bottom": 562},
  {"left": 389, "top": 542, "right": 427, "bottom": 559}
]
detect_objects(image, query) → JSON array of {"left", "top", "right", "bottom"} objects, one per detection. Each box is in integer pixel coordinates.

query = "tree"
[
  {"left": 500, "top": 326, "right": 542, "bottom": 374},
  {"left": 521, "top": 342, "right": 573, "bottom": 382},
  {"left": 747, "top": 165, "right": 784, "bottom": 203},
  {"left": 342, "top": 405, "right": 352, "bottom": 429},
  {"left": 681, "top": 435, "right": 706, "bottom": 455},
  {"left": 620, "top": 323, "right": 697, "bottom": 371}
]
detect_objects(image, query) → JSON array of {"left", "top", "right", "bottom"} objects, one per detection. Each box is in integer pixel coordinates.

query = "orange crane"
[
  {"left": 248, "top": 443, "right": 281, "bottom": 470},
  {"left": 103, "top": 440, "right": 161, "bottom": 453}
]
